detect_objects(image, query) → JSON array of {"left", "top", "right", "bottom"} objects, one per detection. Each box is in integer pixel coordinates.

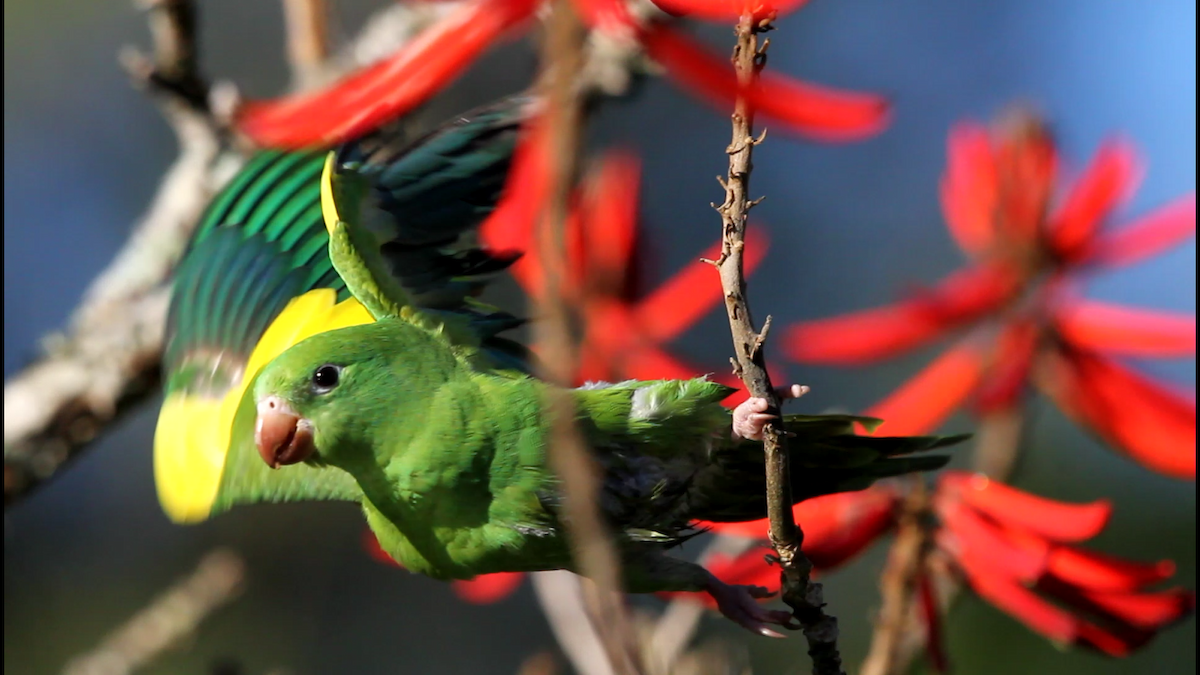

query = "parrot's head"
[{"left": 251, "top": 318, "right": 457, "bottom": 470}]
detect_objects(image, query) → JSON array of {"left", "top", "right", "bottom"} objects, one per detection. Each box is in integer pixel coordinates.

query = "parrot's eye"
[{"left": 311, "top": 365, "right": 341, "bottom": 394}]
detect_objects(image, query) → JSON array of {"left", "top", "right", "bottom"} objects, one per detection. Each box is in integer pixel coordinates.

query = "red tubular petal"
[
  {"left": 643, "top": 25, "right": 889, "bottom": 141},
  {"left": 786, "top": 265, "right": 1019, "bottom": 364},
  {"left": 799, "top": 488, "right": 900, "bottom": 569},
  {"left": 362, "top": 530, "right": 403, "bottom": 568},
  {"left": 1049, "top": 139, "right": 1143, "bottom": 260},
  {"left": 936, "top": 496, "right": 1049, "bottom": 583},
  {"left": 1067, "top": 586, "right": 1195, "bottom": 631},
  {"left": 451, "top": 572, "right": 525, "bottom": 604},
  {"left": 918, "top": 571, "right": 951, "bottom": 673},
  {"left": 1085, "top": 195, "right": 1196, "bottom": 268},
  {"left": 938, "top": 471, "right": 1112, "bottom": 543},
  {"left": 993, "top": 114, "right": 1059, "bottom": 244},
  {"left": 959, "top": 563, "right": 1153, "bottom": 656},
  {"left": 649, "top": 0, "right": 809, "bottom": 23},
  {"left": 958, "top": 564, "right": 1079, "bottom": 645},
  {"left": 1036, "top": 575, "right": 1193, "bottom": 641},
  {"left": 581, "top": 151, "right": 641, "bottom": 296},
  {"left": 238, "top": 0, "right": 536, "bottom": 148},
  {"left": 1047, "top": 547, "right": 1177, "bottom": 592},
  {"left": 480, "top": 118, "right": 551, "bottom": 295},
  {"left": 700, "top": 487, "right": 900, "bottom": 567},
  {"left": 573, "top": 0, "right": 637, "bottom": 33},
  {"left": 622, "top": 342, "right": 711, "bottom": 381},
  {"left": 1053, "top": 300, "right": 1196, "bottom": 357},
  {"left": 973, "top": 319, "right": 1038, "bottom": 414},
  {"left": 1038, "top": 350, "right": 1197, "bottom": 479},
  {"left": 863, "top": 340, "right": 986, "bottom": 436},
  {"left": 940, "top": 123, "right": 998, "bottom": 256},
  {"left": 635, "top": 225, "right": 769, "bottom": 342}
]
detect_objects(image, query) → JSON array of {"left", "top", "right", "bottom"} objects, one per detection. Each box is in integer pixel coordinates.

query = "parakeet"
[
  {"left": 154, "top": 95, "right": 535, "bottom": 523},
  {"left": 239, "top": 151, "right": 968, "bottom": 636}
]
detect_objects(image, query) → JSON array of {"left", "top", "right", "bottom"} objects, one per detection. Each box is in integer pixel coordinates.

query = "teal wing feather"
[{"left": 157, "top": 97, "right": 534, "bottom": 521}]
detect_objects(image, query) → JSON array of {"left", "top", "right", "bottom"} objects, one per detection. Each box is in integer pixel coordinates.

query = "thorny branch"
[
  {"left": 534, "top": 2, "right": 645, "bottom": 674},
  {"left": 61, "top": 549, "right": 246, "bottom": 675},
  {"left": 712, "top": 12, "right": 845, "bottom": 675}
]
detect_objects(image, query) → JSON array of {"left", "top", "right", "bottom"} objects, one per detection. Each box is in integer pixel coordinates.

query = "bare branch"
[
  {"left": 858, "top": 481, "right": 932, "bottom": 675},
  {"left": 534, "top": 3, "right": 643, "bottom": 673},
  {"left": 4, "top": 0, "right": 230, "bottom": 507},
  {"left": 712, "top": 12, "right": 844, "bottom": 675},
  {"left": 531, "top": 572, "right": 618, "bottom": 675},
  {"left": 61, "top": 549, "right": 245, "bottom": 675},
  {"left": 3, "top": 0, "right": 467, "bottom": 508},
  {"left": 282, "top": 0, "right": 330, "bottom": 91}
]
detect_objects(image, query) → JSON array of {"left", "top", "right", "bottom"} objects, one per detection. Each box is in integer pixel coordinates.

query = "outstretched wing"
[
  {"left": 319, "top": 96, "right": 534, "bottom": 371},
  {"left": 155, "top": 97, "right": 533, "bottom": 523}
]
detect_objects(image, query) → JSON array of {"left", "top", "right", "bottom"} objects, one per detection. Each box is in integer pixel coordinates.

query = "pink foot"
[
  {"left": 704, "top": 573, "right": 800, "bottom": 638},
  {"left": 732, "top": 384, "right": 809, "bottom": 441}
]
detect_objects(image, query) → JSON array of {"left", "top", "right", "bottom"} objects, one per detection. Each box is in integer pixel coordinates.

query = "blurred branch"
[
  {"left": 534, "top": 2, "right": 643, "bottom": 674},
  {"left": 878, "top": 406, "right": 1030, "bottom": 674},
  {"left": 712, "top": 12, "right": 844, "bottom": 675},
  {"left": 859, "top": 480, "right": 933, "bottom": 675},
  {"left": 648, "top": 535, "right": 755, "bottom": 671},
  {"left": 532, "top": 571, "right": 618, "bottom": 675},
  {"left": 61, "top": 549, "right": 246, "bottom": 675},
  {"left": 282, "top": 0, "right": 330, "bottom": 91},
  {"left": 3, "top": 0, "right": 230, "bottom": 507},
  {"left": 2, "top": 0, "right": 469, "bottom": 509}
]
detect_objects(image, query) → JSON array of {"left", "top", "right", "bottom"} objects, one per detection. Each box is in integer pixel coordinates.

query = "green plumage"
[{"left": 253, "top": 318, "right": 965, "bottom": 591}]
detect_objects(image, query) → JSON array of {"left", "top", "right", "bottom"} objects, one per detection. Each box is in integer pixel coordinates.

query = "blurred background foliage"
[{"left": 4, "top": 1, "right": 1194, "bottom": 673}]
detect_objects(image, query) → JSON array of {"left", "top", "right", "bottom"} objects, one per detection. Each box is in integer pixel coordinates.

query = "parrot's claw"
[
  {"left": 704, "top": 575, "right": 799, "bottom": 637},
  {"left": 731, "top": 384, "right": 810, "bottom": 441}
]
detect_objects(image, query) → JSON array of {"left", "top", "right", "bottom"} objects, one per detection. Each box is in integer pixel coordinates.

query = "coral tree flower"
[
  {"left": 680, "top": 473, "right": 1193, "bottom": 657},
  {"left": 933, "top": 471, "right": 1194, "bottom": 656},
  {"left": 478, "top": 117, "right": 771, "bottom": 398},
  {"left": 238, "top": 0, "right": 888, "bottom": 148},
  {"left": 785, "top": 112, "right": 1196, "bottom": 478}
]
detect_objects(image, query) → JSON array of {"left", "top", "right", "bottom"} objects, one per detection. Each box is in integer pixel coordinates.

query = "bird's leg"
[
  {"left": 731, "top": 384, "right": 809, "bottom": 441},
  {"left": 701, "top": 570, "right": 801, "bottom": 638},
  {"left": 624, "top": 550, "right": 799, "bottom": 638}
]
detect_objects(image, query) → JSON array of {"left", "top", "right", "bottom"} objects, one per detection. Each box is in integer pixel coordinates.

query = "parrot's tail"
[{"left": 686, "top": 414, "right": 968, "bottom": 524}]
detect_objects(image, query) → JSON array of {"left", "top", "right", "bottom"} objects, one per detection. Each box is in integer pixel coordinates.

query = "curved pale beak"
[{"left": 255, "top": 395, "right": 316, "bottom": 469}]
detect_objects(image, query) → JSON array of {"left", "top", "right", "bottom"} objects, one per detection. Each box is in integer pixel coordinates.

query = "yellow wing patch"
[{"left": 154, "top": 288, "right": 374, "bottom": 523}]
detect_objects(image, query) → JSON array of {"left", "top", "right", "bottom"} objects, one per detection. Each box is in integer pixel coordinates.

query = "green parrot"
[
  {"left": 154, "top": 95, "right": 534, "bottom": 523},
  {"left": 241, "top": 151, "right": 968, "bottom": 636}
]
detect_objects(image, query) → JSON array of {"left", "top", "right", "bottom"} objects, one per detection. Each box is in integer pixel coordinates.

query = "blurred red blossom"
[
  {"left": 478, "top": 118, "right": 773, "bottom": 400},
  {"left": 785, "top": 112, "right": 1196, "bottom": 478},
  {"left": 672, "top": 473, "right": 1193, "bottom": 657},
  {"left": 238, "top": 0, "right": 888, "bottom": 148},
  {"left": 934, "top": 471, "right": 1194, "bottom": 656}
]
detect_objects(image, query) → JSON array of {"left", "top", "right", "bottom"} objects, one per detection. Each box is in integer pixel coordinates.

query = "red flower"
[
  {"left": 237, "top": 0, "right": 887, "bottom": 148},
  {"left": 670, "top": 472, "right": 1193, "bottom": 659},
  {"left": 785, "top": 112, "right": 1196, "bottom": 478},
  {"left": 478, "top": 117, "right": 771, "bottom": 399},
  {"left": 934, "top": 471, "right": 1194, "bottom": 656},
  {"left": 663, "top": 486, "right": 905, "bottom": 605}
]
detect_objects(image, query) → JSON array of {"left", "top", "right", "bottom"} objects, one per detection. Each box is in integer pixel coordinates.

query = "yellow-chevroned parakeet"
[
  {"left": 242, "top": 153, "right": 969, "bottom": 636},
  {"left": 154, "top": 95, "right": 535, "bottom": 523}
]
